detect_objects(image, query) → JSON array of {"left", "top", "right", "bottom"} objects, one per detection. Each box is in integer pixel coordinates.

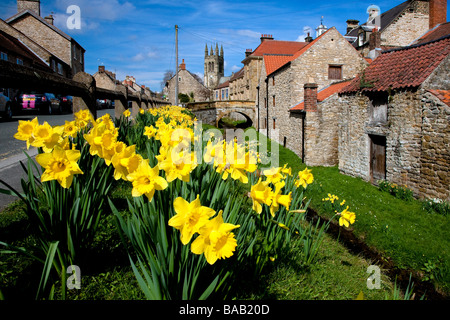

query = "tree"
[{"left": 161, "top": 70, "right": 175, "bottom": 91}]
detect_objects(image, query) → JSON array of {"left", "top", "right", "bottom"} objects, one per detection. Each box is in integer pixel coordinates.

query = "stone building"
[
  {"left": 228, "top": 67, "right": 245, "bottom": 100},
  {"left": 165, "top": 59, "right": 211, "bottom": 105},
  {"left": 6, "top": 0, "right": 85, "bottom": 78},
  {"left": 344, "top": 0, "right": 447, "bottom": 58},
  {"left": 259, "top": 27, "right": 368, "bottom": 166},
  {"left": 93, "top": 65, "right": 120, "bottom": 91},
  {"left": 239, "top": 35, "right": 308, "bottom": 103},
  {"left": 338, "top": 33, "right": 450, "bottom": 201},
  {"left": 0, "top": 18, "right": 71, "bottom": 78}
]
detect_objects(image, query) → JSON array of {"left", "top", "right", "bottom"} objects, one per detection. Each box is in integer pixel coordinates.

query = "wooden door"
[{"left": 370, "top": 135, "right": 386, "bottom": 181}]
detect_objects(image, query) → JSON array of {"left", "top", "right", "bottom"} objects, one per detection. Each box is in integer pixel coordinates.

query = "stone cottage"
[
  {"left": 165, "top": 59, "right": 211, "bottom": 104},
  {"left": 344, "top": 0, "right": 447, "bottom": 58},
  {"left": 338, "top": 33, "right": 450, "bottom": 201},
  {"left": 259, "top": 27, "right": 368, "bottom": 166},
  {"left": 5, "top": 0, "right": 85, "bottom": 78}
]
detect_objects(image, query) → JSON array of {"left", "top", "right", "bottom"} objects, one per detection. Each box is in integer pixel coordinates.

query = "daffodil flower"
[
  {"left": 295, "top": 167, "right": 314, "bottom": 188},
  {"left": 168, "top": 195, "right": 216, "bottom": 245},
  {"left": 338, "top": 206, "right": 356, "bottom": 228},
  {"left": 126, "top": 160, "right": 168, "bottom": 202},
  {"left": 36, "top": 145, "right": 83, "bottom": 188}
]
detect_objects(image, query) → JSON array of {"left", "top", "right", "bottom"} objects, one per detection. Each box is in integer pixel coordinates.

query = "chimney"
[
  {"left": 260, "top": 34, "right": 274, "bottom": 43},
  {"left": 304, "top": 83, "right": 318, "bottom": 112},
  {"left": 180, "top": 59, "right": 186, "bottom": 70},
  {"left": 346, "top": 19, "right": 359, "bottom": 34},
  {"left": 429, "top": 0, "right": 447, "bottom": 29},
  {"left": 44, "top": 14, "right": 54, "bottom": 25},
  {"left": 245, "top": 49, "right": 253, "bottom": 57},
  {"left": 369, "top": 28, "right": 381, "bottom": 51},
  {"left": 305, "top": 32, "right": 313, "bottom": 43},
  {"left": 98, "top": 65, "right": 105, "bottom": 73},
  {"left": 17, "top": 0, "right": 40, "bottom": 16}
]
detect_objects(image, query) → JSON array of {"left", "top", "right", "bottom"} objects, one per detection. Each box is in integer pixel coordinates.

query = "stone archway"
[{"left": 216, "top": 110, "right": 254, "bottom": 128}]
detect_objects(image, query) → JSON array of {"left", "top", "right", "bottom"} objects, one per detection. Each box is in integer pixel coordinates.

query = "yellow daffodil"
[
  {"left": 123, "top": 109, "right": 131, "bottom": 117},
  {"left": 157, "top": 146, "right": 196, "bottom": 183},
  {"left": 143, "top": 126, "right": 157, "bottom": 139},
  {"left": 63, "top": 120, "right": 79, "bottom": 138},
  {"left": 31, "top": 122, "right": 64, "bottom": 152},
  {"left": 126, "top": 160, "right": 168, "bottom": 201},
  {"left": 269, "top": 181, "right": 292, "bottom": 217},
  {"left": 190, "top": 210, "right": 240, "bottom": 265},
  {"left": 14, "top": 117, "right": 39, "bottom": 149},
  {"left": 36, "top": 145, "right": 83, "bottom": 188},
  {"left": 74, "top": 109, "right": 94, "bottom": 128},
  {"left": 295, "top": 167, "right": 314, "bottom": 188},
  {"left": 339, "top": 206, "right": 356, "bottom": 228},
  {"left": 250, "top": 178, "right": 272, "bottom": 214},
  {"left": 168, "top": 195, "right": 216, "bottom": 245},
  {"left": 263, "top": 166, "right": 284, "bottom": 184}
]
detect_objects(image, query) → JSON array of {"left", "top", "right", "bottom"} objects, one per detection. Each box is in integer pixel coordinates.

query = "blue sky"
[{"left": 2, "top": 0, "right": 449, "bottom": 92}]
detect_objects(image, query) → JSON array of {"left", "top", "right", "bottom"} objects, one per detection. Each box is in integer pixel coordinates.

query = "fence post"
[
  {"left": 72, "top": 72, "right": 97, "bottom": 119},
  {"left": 114, "top": 84, "right": 128, "bottom": 120}
]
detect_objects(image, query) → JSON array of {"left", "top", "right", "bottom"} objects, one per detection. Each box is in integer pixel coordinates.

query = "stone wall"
[
  {"left": 10, "top": 15, "right": 71, "bottom": 66},
  {"left": 419, "top": 90, "right": 450, "bottom": 201},
  {"left": 381, "top": 0, "right": 429, "bottom": 48},
  {"left": 338, "top": 87, "right": 449, "bottom": 201}
]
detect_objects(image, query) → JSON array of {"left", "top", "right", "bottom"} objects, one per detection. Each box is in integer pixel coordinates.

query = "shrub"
[
  {"left": 377, "top": 180, "right": 414, "bottom": 201},
  {"left": 423, "top": 198, "right": 450, "bottom": 217}
]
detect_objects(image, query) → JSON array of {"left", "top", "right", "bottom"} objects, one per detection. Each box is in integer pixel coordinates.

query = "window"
[
  {"left": 57, "top": 62, "right": 63, "bottom": 75},
  {"left": 16, "top": 58, "right": 23, "bottom": 65},
  {"left": 216, "top": 91, "right": 219, "bottom": 100},
  {"left": 222, "top": 89, "right": 224, "bottom": 100},
  {"left": 51, "top": 59, "right": 56, "bottom": 72},
  {"left": 272, "top": 77, "right": 275, "bottom": 86},
  {"left": 328, "top": 65, "right": 342, "bottom": 80},
  {"left": 225, "top": 89, "right": 228, "bottom": 99},
  {"left": 1, "top": 52, "right": 7, "bottom": 61},
  {"left": 273, "top": 118, "right": 276, "bottom": 130},
  {"left": 273, "top": 95, "right": 276, "bottom": 107}
]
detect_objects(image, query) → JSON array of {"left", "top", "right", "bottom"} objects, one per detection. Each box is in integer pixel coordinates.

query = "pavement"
[{"left": 0, "top": 147, "right": 38, "bottom": 211}]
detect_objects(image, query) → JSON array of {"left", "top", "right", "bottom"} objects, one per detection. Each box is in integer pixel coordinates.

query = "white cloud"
[
  {"left": 296, "top": 26, "right": 313, "bottom": 42},
  {"left": 231, "top": 65, "right": 241, "bottom": 72}
]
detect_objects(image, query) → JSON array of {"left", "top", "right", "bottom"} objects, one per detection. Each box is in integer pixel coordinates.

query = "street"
[{"left": 0, "top": 108, "right": 115, "bottom": 210}]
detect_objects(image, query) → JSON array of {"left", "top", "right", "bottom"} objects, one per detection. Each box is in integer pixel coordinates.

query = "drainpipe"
[
  {"left": 301, "top": 111, "right": 305, "bottom": 163},
  {"left": 256, "top": 85, "right": 260, "bottom": 131},
  {"left": 265, "top": 77, "right": 269, "bottom": 138}
]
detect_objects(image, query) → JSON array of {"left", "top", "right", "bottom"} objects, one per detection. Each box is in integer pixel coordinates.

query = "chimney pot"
[{"left": 98, "top": 65, "right": 105, "bottom": 73}]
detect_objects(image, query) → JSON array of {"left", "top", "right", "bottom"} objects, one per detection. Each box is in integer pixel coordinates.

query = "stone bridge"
[{"left": 186, "top": 100, "right": 256, "bottom": 127}]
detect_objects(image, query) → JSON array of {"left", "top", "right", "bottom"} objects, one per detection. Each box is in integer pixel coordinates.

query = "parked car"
[
  {"left": 96, "top": 99, "right": 111, "bottom": 109},
  {"left": 18, "top": 92, "right": 60, "bottom": 115},
  {"left": 0, "top": 89, "right": 13, "bottom": 119},
  {"left": 58, "top": 95, "right": 73, "bottom": 113}
]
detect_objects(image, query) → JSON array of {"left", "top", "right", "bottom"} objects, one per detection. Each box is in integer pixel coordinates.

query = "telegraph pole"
[{"left": 175, "top": 25, "right": 179, "bottom": 106}]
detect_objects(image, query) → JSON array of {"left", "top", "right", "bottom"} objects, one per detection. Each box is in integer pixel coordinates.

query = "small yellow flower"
[
  {"left": 339, "top": 206, "right": 356, "bottom": 228},
  {"left": 250, "top": 178, "right": 272, "bottom": 214},
  {"left": 123, "top": 109, "right": 131, "bottom": 117},
  {"left": 295, "top": 167, "right": 314, "bottom": 188}
]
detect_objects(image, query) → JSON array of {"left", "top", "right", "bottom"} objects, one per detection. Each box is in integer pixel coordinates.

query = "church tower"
[{"left": 204, "top": 43, "right": 224, "bottom": 89}]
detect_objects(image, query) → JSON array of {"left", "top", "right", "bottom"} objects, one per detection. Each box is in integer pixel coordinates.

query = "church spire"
[
  {"left": 215, "top": 43, "right": 219, "bottom": 56},
  {"left": 210, "top": 45, "right": 214, "bottom": 55},
  {"left": 205, "top": 43, "right": 208, "bottom": 57},
  {"left": 220, "top": 44, "right": 223, "bottom": 57}
]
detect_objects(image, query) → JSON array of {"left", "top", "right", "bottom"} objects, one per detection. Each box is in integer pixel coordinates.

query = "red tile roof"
[
  {"left": 264, "top": 54, "right": 293, "bottom": 76},
  {"left": 428, "top": 89, "right": 450, "bottom": 106},
  {"left": 290, "top": 79, "right": 353, "bottom": 111},
  {"left": 414, "top": 22, "right": 450, "bottom": 45},
  {"left": 341, "top": 36, "right": 450, "bottom": 93},
  {"left": 266, "top": 28, "right": 333, "bottom": 77},
  {"left": 250, "top": 40, "right": 307, "bottom": 57}
]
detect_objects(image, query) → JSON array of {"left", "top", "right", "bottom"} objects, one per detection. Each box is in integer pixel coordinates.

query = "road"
[{"left": 0, "top": 108, "right": 114, "bottom": 211}]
